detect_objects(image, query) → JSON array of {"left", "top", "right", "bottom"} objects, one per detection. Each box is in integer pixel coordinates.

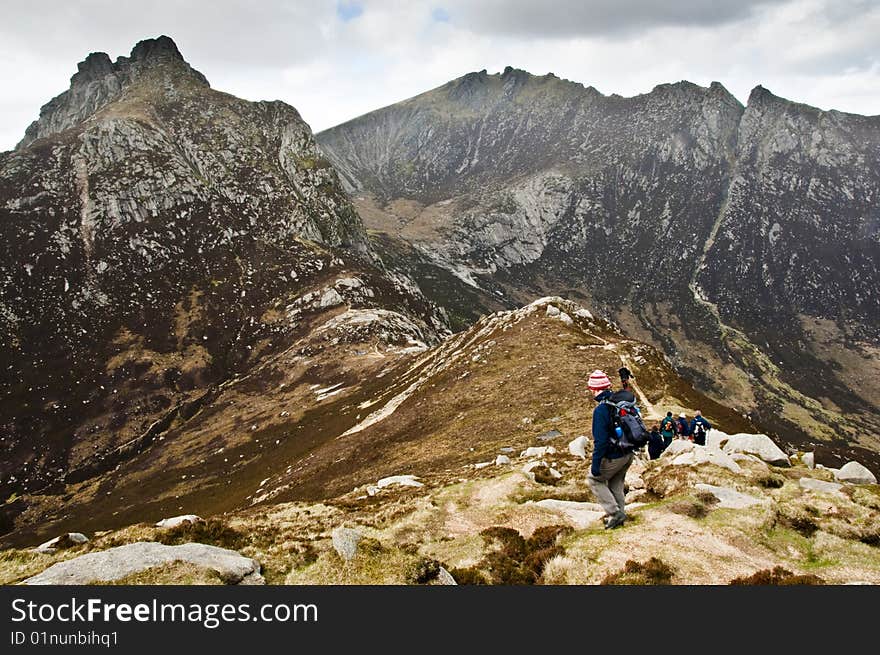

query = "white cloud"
[{"left": 1, "top": 0, "right": 878, "bottom": 150}]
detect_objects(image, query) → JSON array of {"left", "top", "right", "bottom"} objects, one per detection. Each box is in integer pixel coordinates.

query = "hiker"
[
  {"left": 676, "top": 413, "right": 690, "bottom": 440},
  {"left": 609, "top": 367, "right": 637, "bottom": 404},
  {"left": 586, "top": 369, "right": 634, "bottom": 530},
  {"left": 647, "top": 424, "right": 664, "bottom": 460},
  {"left": 660, "top": 411, "right": 676, "bottom": 449},
  {"left": 690, "top": 411, "right": 712, "bottom": 446}
]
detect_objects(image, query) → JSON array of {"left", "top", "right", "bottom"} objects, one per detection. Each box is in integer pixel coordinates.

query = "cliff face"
[
  {"left": 0, "top": 37, "right": 443, "bottom": 517},
  {"left": 317, "top": 69, "right": 880, "bottom": 454}
]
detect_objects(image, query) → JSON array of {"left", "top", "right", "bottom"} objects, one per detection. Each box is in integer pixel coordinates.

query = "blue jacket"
[
  {"left": 676, "top": 417, "right": 690, "bottom": 436},
  {"left": 591, "top": 389, "right": 626, "bottom": 476},
  {"left": 690, "top": 416, "right": 712, "bottom": 433}
]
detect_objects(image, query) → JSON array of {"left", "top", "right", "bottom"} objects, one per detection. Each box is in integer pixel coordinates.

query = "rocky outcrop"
[{"left": 24, "top": 541, "right": 264, "bottom": 584}]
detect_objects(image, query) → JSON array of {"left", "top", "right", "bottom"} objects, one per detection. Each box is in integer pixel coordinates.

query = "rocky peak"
[
  {"left": 72, "top": 52, "right": 115, "bottom": 84},
  {"left": 16, "top": 35, "right": 208, "bottom": 149},
  {"left": 128, "top": 34, "right": 185, "bottom": 64}
]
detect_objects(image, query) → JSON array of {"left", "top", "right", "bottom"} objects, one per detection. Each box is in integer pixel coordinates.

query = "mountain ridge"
[{"left": 316, "top": 66, "right": 880, "bottom": 465}]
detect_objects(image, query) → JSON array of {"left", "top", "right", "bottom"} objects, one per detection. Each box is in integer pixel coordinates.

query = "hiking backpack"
[{"left": 603, "top": 399, "right": 650, "bottom": 450}]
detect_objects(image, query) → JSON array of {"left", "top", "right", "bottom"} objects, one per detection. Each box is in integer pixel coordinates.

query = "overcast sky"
[{"left": 2, "top": 0, "right": 879, "bottom": 151}]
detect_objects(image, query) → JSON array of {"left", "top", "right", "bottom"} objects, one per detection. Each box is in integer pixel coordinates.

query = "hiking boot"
[{"left": 604, "top": 511, "right": 626, "bottom": 530}]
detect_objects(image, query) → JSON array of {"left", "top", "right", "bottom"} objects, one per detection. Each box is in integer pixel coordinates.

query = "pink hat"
[{"left": 587, "top": 370, "right": 612, "bottom": 391}]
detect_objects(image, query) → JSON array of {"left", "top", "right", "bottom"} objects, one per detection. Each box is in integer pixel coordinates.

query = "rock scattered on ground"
[
  {"left": 495, "top": 455, "right": 511, "bottom": 466},
  {"left": 377, "top": 475, "right": 424, "bottom": 488},
  {"left": 538, "top": 429, "right": 563, "bottom": 442},
  {"left": 155, "top": 515, "right": 203, "bottom": 529},
  {"left": 834, "top": 461, "right": 877, "bottom": 485},
  {"left": 568, "top": 436, "right": 588, "bottom": 459},
  {"left": 34, "top": 533, "right": 89, "bottom": 553},
  {"left": 799, "top": 478, "right": 845, "bottom": 496},
  {"left": 24, "top": 542, "right": 264, "bottom": 585},
  {"left": 331, "top": 527, "right": 363, "bottom": 562},
  {"left": 521, "top": 446, "right": 556, "bottom": 458},
  {"left": 437, "top": 566, "right": 458, "bottom": 585},
  {"left": 694, "top": 484, "right": 768, "bottom": 509},
  {"left": 722, "top": 434, "right": 791, "bottom": 467}
]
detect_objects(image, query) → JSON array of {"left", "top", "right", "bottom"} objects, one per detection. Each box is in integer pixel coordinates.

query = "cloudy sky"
[{"left": 1, "top": 0, "right": 879, "bottom": 150}]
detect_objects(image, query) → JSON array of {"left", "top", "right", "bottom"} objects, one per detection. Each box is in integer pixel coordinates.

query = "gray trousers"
[{"left": 587, "top": 452, "right": 634, "bottom": 516}]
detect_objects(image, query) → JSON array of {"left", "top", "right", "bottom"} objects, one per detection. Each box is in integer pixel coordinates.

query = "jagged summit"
[{"left": 17, "top": 35, "right": 209, "bottom": 149}]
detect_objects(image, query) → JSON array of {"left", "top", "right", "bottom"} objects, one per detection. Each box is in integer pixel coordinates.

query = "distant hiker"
[
  {"left": 690, "top": 411, "right": 712, "bottom": 446},
  {"left": 660, "top": 411, "right": 675, "bottom": 449},
  {"left": 609, "top": 367, "right": 637, "bottom": 404},
  {"left": 586, "top": 369, "right": 634, "bottom": 530},
  {"left": 648, "top": 424, "right": 664, "bottom": 460},
  {"left": 676, "top": 413, "right": 690, "bottom": 440}
]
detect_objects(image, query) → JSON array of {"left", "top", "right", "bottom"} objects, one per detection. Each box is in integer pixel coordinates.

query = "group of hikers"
[
  {"left": 649, "top": 409, "right": 712, "bottom": 458},
  {"left": 585, "top": 366, "right": 712, "bottom": 530}
]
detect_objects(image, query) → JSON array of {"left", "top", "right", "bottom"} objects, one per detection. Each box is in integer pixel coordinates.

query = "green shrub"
[
  {"left": 669, "top": 500, "right": 709, "bottom": 519},
  {"left": 155, "top": 518, "right": 244, "bottom": 549},
  {"left": 601, "top": 557, "right": 675, "bottom": 585},
  {"left": 729, "top": 566, "right": 824, "bottom": 585},
  {"left": 404, "top": 557, "right": 441, "bottom": 584},
  {"left": 480, "top": 526, "right": 527, "bottom": 559},
  {"left": 526, "top": 525, "right": 573, "bottom": 552},
  {"left": 449, "top": 567, "right": 489, "bottom": 585}
]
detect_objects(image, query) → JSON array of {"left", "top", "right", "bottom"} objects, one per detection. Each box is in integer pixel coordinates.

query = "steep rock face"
[
  {"left": 700, "top": 86, "right": 880, "bottom": 339},
  {"left": 0, "top": 37, "right": 442, "bottom": 519},
  {"left": 317, "top": 69, "right": 880, "bottom": 454}
]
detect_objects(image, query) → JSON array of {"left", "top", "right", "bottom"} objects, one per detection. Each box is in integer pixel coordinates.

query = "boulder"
[
  {"left": 625, "top": 489, "right": 649, "bottom": 503},
  {"left": 533, "top": 499, "right": 605, "bottom": 528},
  {"left": 625, "top": 469, "right": 645, "bottom": 490},
  {"left": 538, "top": 429, "right": 563, "bottom": 442},
  {"left": 722, "top": 433, "right": 790, "bottom": 467},
  {"left": 545, "top": 305, "right": 560, "bottom": 317},
  {"left": 532, "top": 499, "right": 644, "bottom": 528},
  {"left": 377, "top": 475, "right": 424, "bottom": 488},
  {"left": 558, "top": 312, "right": 573, "bottom": 325},
  {"left": 568, "top": 436, "right": 588, "bottom": 459},
  {"left": 319, "top": 287, "right": 344, "bottom": 308},
  {"left": 802, "top": 452, "right": 815, "bottom": 469},
  {"left": 34, "top": 533, "right": 89, "bottom": 553},
  {"left": 495, "top": 455, "right": 511, "bottom": 466},
  {"left": 678, "top": 445, "right": 743, "bottom": 473},
  {"left": 694, "top": 484, "right": 768, "bottom": 509},
  {"left": 474, "top": 462, "right": 492, "bottom": 470},
  {"left": 331, "top": 527, "right": 363, "bottom": 562},
  {"left": 730, "top": 453, "right": 766, "bottom": 465},
  {"left": 834, "top": 461, "right": 877, "bottom": 485},
  {"left": 155, "top": 514, "right": 203, "bottom": 529},
  {"left": 523, "top": 461, "right": 561, "bottom": 478},
  {"left": 24, "top": 542, "right": 264, "bottom": 585},
  {"left": 662, "top": 440, "right": 694, "bottom": 457},
  {"left": 522, "top": 460, "right": 548, "bottom": 474},
  {"left": 521, "top": 446, "right": 556, "bottom": 458},
  {"left": 799, "top": 478, "right": 845, "bottom": 496},
  {"left": 436, "top": 566, "right": 458, "bottom": 585},
  {"left": 706, "top": 430, "right": 730, "bottom": 450}
]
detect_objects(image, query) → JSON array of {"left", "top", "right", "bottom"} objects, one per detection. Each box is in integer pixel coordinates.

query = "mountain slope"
[
  {"left": 0, "top": 37, "right": 445, "bottom": 537},
  {"left": 317, "top": 68, "right": 880, "bottom": 460},
  {"left": 3, "top": 298, "right": 878, "bottom": 586}
]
